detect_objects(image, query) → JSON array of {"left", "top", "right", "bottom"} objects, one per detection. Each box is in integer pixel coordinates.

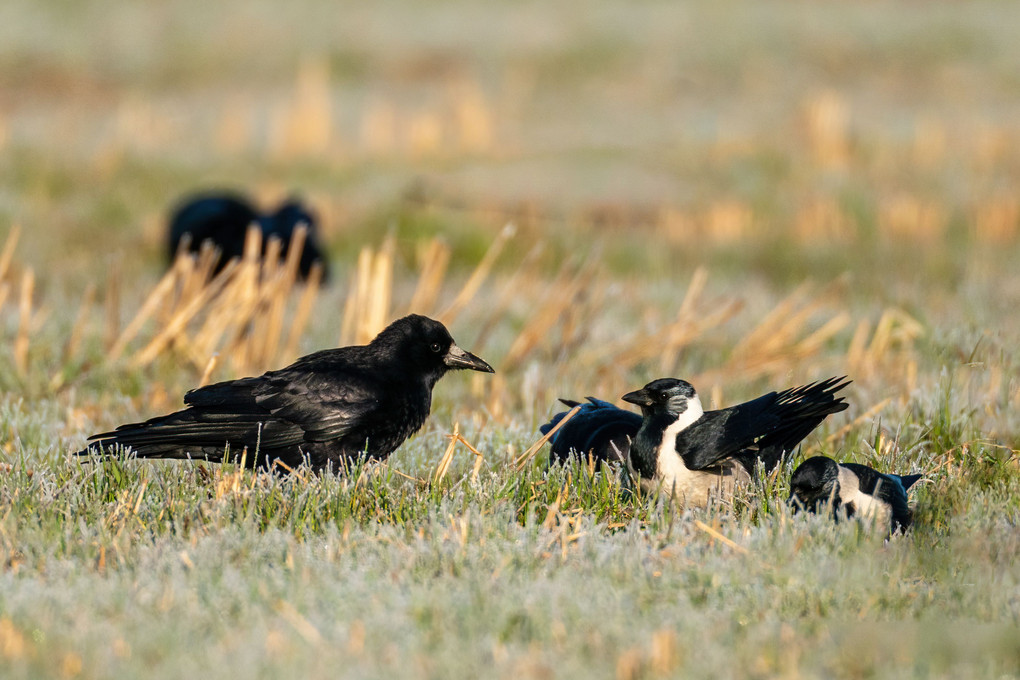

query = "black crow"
[
  {"left": 167, "top": 191, "right": 330, "bottom": 281},
  {"left": 621, "top": 377, "right": 850, "bottom": 505},
  {"left": 78, "top": 315, "right": 493, "bottom": 472},
  {"left": 540, "top": 397, "right": 641, "bottom": 464},
  {"left": 264, "top": 198, "right": 329, "bottom": 281},
  {"left": 789, "top": 456, "right": 922, "bottom": 532}
]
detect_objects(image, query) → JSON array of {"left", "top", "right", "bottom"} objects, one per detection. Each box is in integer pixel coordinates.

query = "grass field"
[{"left": 1, "top": 0, "right": 1019, "bottom": 677}]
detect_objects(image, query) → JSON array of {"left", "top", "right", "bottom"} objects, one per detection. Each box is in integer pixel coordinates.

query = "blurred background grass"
[
  {"left": 3, "top": 0, "right": 1019, "bottom": 277},
  {"left": 1, "top": 0, "right": 1016, "bottom": 435}
]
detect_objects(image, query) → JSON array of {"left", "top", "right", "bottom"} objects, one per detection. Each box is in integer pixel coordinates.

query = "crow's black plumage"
[
  {"left": 167, "top": 191, "right": 330, "bottom": 281},
  {"left": 789, "top": 455, "right": 921, "bottom": 532},
  {"left": 621, "top": 376, "right": 850, "bottom": 505},
  {"left": 78, "top": 315, "right": 493, "bottom": 472},
  {"left": 540, "top": 397, "right": 642, "bottom": 464}
]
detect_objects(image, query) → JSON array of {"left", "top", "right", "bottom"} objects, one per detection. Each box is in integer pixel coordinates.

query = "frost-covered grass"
[{"left": 0, "top": 388, "right": 1017, "bottom": 679}]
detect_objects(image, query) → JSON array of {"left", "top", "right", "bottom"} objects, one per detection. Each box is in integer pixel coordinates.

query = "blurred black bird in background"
[
  {"left": 622, "top": 377, "right": 850, "bottom": 504},
  {"left": 789, "top": 455, "right": 922, "bottom": 532},
  {"left": 78, "top": 315, "right": 493, "bottom": 472},
  {"left": 540, "top": 397, "right": 641, "bottom": 464},
  {"left": 167, "top": 191, "right": 330, "bottom": 281}
]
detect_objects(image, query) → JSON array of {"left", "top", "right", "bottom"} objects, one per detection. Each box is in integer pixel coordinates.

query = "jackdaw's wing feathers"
[
  {"left": 841, "top": 462, "right": 911, "bottom": 505},
  {"left": 891, "top": 473, "right": 923, "bottom": 491},
  {"left": 841, "top": 462, "right": 913, "bottom": 529},
  {"left": 674, "top": 393, "right": 781, "bottom": 470},
  {"left": 674, "top": 377, "right": 849, "bottom": 472}
]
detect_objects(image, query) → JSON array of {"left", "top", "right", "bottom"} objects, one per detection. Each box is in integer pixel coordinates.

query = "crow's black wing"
[
  {"left": 249, "top": 366, "right": 381, "bottom": 443},
  {"left": 542, "top": 397, "right": 642, "bottom": 464},
  {"left": 83, "top": 363, "right": 379, "bottom": 459},
  {"left": 539, "top": 399, "right": 582, "bottom": 439}
]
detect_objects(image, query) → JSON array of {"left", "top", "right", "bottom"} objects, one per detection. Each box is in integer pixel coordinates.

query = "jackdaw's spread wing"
[
  {"left": 675, "top": 377, "right": 849, "bottom": 471},
  {"left": 672, "top": 392, "right": 782, "bottom": 470}
]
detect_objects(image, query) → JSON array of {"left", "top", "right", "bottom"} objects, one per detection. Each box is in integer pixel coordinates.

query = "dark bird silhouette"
[
  {"left": 621, "top": 377, "right": 850, "bottom": 505},
  {"left": 789, "top": 456, "right": 921, "bottom": 532},
  {"left": 167, "top": 191, "right": 330, "bottom": 281},
  {"left": 540, "top": 397, "right": 642, "bottom": 464},
  {"left": 78, "top": 315, "right": 493, "bottom": 472}
]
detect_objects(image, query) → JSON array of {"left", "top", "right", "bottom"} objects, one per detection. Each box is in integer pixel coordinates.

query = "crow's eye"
[
  {"left": 659, "top": 392, "right": 669, "bottom": 401},
  {"left": 430, "top": 343, "right": 442, "bottom": 353}
]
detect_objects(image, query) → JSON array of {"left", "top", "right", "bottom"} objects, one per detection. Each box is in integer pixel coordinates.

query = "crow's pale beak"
[
  {"left": 444, "top": 344, "right": 495, "bottom": 373},
  {"left": 621, "top": 388, "right": 652, "bottom": 407}
]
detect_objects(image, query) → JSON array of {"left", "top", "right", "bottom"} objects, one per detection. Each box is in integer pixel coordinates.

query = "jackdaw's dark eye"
[{"left": 430, "top": 343, "right": 442, "bottom": 353}]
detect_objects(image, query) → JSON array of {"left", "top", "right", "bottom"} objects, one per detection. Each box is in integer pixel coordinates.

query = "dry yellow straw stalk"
[
  {"left": 500, "top": 258, "right": 594, "bottom": 372},
  {"left": 0, "top": 224, "right": 20, "bottom": 281},
  {"left": 14, "top": 268, "right": 33, "bottom": 375},
  {"left": 438, "top": 222, "right": 515, "bottom": 325},
  {"left": 433, "top": 422, "right": 460, "bottom": 485},
  {"left": 407, "top": 238, "right": 451, "bottom": 315},
  {"left": 340, "top": 236, "right": 395, "bottom": 346}
]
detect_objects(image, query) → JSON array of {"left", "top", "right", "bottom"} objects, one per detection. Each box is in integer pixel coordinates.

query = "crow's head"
[
  {"left": 621, "top": 378, "right": 700, "bottom": 419},
  {"left": 788, "top": 456, "right": 840, "bottom": 512},
  {"left": 375, "top": 314, "right": 494, "bottom": 379}
]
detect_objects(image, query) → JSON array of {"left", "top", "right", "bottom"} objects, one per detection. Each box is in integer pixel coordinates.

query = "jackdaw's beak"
[
  {"left": 444, "top": 344, "right": 495, "bottom": 373},
  {"left": 621, "top": 388, "right": 652, "bottom": 407}
]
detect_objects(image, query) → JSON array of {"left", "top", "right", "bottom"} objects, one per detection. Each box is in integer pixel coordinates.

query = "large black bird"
[
  {"left": 168, "top": 191, "right": 330, "bottom": 281},
  {"left": 540, "top": 397, "right": 642, "bottom": 464},
  {"left": 78, "top": 315, "right": 493, "bottom": 472},
  {"left": 789, "top": 456, "right": 921, "bottom": 532},
  {"left": 621, "top": 377, "right": 850, "bottom": 505}
]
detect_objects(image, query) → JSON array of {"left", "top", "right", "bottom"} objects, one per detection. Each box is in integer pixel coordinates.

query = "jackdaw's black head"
[
  {"left": 789, "top": 456, "right": 840, "bottom": 512},
  {"left": 373, "top": 314, "right": 494, "bottom": 378},
  {"left": 621, "top": 378, "right": 700, "bottom": 417}
]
